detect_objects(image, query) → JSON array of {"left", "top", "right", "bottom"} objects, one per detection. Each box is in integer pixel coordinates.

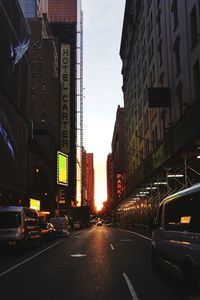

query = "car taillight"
[{"left": 21, "top": 227, "right": 25, "bottom": 235}]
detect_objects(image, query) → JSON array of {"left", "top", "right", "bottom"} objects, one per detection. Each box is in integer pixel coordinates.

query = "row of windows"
[
  {"left": 30, "top": 93, "right": 47, "bottom": 118},
  {"left": 130, "top": 1, "right": 199, "bottom": 80}
]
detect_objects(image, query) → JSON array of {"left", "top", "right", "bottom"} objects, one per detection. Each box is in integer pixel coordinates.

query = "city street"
[{"left": 0, "top": 225, "right": 197, "bottom": 300}]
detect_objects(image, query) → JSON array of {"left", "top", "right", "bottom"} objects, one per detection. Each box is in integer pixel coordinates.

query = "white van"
[
  {"left": 0, "top": 206, "right": 41, "bottom": 248},
  {"left": 152, "top": 184, "right": 200, "bottom": 289}
]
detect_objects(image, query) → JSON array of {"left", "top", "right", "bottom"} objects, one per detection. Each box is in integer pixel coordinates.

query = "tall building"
[
  {"left": 85, "top": 153, "right": 95, "bottom": 211},
  {"left": 0, "top": 0, "right": 31, "bottom": 206},
  {"left": 106, "top": 153, "right": 113, "bottom": 212},
  {"left": 111, "top": 105, "right": 126, "bottom": 208},
  {"left": 26, "top": 15, "right": 59, "bottom": 214},
  {"left": 19, "top": 0, "right": 60, "bottom": 214},
  {"left": 119, "top": 0, "right": 200, "bottom": 215},
  {"left": 47, "top": 0, "right": 83, "bottom": 210}
]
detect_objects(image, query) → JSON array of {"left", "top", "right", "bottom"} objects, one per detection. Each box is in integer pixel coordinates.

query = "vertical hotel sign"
[{"left": 60, "top": 44, "right": 70, "bottom": 153}]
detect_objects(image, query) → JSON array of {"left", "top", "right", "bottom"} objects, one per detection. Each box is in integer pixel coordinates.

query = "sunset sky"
[{"left": 82, "top": 1, "right": 125, "bottom": 210}]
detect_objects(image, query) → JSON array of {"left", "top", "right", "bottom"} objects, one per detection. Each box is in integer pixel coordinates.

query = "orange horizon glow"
[
  {"left": 95, "top": 183, "right": 107, "bottom": 211},
  {"left": 93, "top": 157, "right": 107, "bottom": 211}
]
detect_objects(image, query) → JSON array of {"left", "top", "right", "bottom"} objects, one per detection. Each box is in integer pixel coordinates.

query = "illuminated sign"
[
  {"left": 57, "top": 151, "right": 68, "bottom": 186},
  {"left": 30, "top": 199, "right": 40, "bottom": 211},
  {"left": 116, "top": 173, "right": 122, "bottom": 197},
  {"left": 60, "top": 44, "right": 70, "bottom": 153}
]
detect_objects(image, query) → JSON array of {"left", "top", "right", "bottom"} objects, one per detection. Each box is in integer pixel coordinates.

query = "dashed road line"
[
  {"left": 123, "top": 272, "right": 139, "bottom": 300},
  {"left": 70, "top": 253, "right": 87, "bottom": 257}
]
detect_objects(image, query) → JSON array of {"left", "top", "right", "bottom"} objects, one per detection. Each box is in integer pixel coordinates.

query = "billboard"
[
  {"left": 30, "top": 199, "right": 40, "bottom": 211},
  {"left": 57, "top": 151, "right": 68, "bottom": 186},
  {"left": 60, "top": 44, "right": 70, "bottom": 154}
]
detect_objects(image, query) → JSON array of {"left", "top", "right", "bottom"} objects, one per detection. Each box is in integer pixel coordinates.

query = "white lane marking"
[
  {"left": 70, "top": 253, "right": 87, "bottom": 257},
  {"left": 119, "top": 229, "right": 151, "bottom": 241},
  {"left": 110, "top": 244, "right": 114, "bottom": 250},
  {"left": 0, "top": 240, "right": 63, "bottom": 278},
  {"left": 123, "top": 273, "right": 139, "bottom": 300}
]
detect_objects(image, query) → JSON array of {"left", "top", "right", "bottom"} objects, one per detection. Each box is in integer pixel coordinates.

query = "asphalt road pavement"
[{"left": 0, "top": 225, "right": 199, "bottom": 300}]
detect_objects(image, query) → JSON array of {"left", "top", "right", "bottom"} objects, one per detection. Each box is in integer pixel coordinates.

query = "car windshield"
[{"left": 0, "top": 212, "right": 21, "bottom": 229}]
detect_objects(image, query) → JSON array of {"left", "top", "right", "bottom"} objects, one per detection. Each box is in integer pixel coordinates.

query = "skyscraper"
[{"left": 47, "top": 0, "right": 82, "bottom": 210}]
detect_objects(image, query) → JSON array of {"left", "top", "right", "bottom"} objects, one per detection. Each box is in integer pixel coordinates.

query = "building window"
[
  {"left": 152, "top": 126, "right": 158, "bottom": 148},
  {"left": 156, "top": 10, "right": 161, "bottom": 37},
  {"left": 158, "top": 40, "right": 163, "bottom": 66},
  {"left": 40, "top": 119, "right": 46, "bottom": 129},
  {"left": 38, "top": 42, "right": 42, "bottom": 49},
  {"left": 31, "top": 94, "right": 35, "bottom": 117},
  {"left": 173, "top": 36, "right": 181, "bottom": 76},
  {"left": 159, "top": 72, "right": 164, "bottom": 87},
  {"left": 190, "top": 6, "right": 198, "bottom": 49},
  {"left": 152, "top": 64, "right": 155, "bottom": 84},
  {"left": 193, "top": 60, "right": 200, "bottom": 99},
  {"left": 38, "top": 52, "right": 42, "bottom": 60},
  {"left": 37, "top": 63, "right": 42, "bottom": 72},
  {"left": 37, "top": 73, "right": 43, "bottom": 80},
  {"left": 161, "top": 109, "right": 166, "bottom": 137},
  {"left": 148, "top": 0, "right": 152, "bottom": 7},
  {"left": 148, "top": 12, "right": 153, "bottom": 39},
  {"left": 176, "top": 82, "right": 183, "bottom": 118},
  {"left": 171, "top": 0, "right": 178, "bottom": 30},
  {"left": 148, "top": 38, "right": 154, "bottom": 64},
  {"left": 145, "top": 138, "right": 150, "bottom": 156}
]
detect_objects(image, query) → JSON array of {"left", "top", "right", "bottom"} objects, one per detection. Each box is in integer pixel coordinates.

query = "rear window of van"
[{"left": 0, "top": 212, "right": 21, "bottom": 229}]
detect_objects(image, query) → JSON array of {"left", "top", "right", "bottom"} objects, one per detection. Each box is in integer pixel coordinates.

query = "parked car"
[
  {"left": 90, "top": 219, "right": 96, "bottom": 225},
  {"left": 73, "top": 220, "right": 83, "bottom": 230},
  {"left": 41, "top": 222, "right": 56, "bottom": 241},
  {"left": 0, "top": 206, "right": 41, "bottom": 249},
  {"left": 151, "top": 184, "right": 200, "bottom": 289},
  {"left": 96, "top": 221, "right": 103, "bottom": 226},
  {"left": 50, "top": 216, "right": 69, "bottom": 237}
]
